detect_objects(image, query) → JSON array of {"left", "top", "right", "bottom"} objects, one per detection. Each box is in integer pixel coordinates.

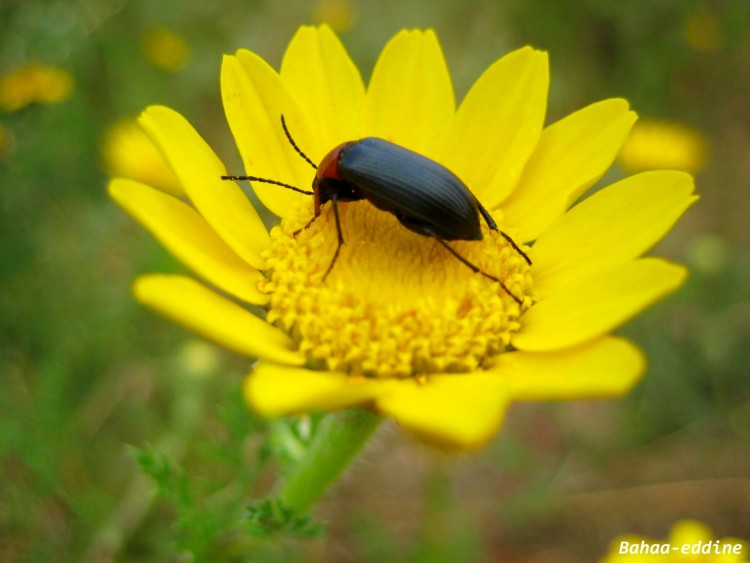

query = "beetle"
[{"left": 222, "top": 116, "right": 531, "bottom": 305}]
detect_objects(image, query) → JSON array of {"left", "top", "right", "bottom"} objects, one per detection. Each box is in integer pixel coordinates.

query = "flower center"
[{"left": 261, "top": 200, "right": 533, "bottom": 378}]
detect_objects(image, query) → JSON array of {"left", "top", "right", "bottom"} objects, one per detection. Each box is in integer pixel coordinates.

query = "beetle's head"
[{"left": 313, "top": 142, "right": 355, "bottom": 214}]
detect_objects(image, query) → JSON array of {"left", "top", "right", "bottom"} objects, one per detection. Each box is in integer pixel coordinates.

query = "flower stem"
[{"left": 276, "top": 408, "right": 381, "bottom": 513}]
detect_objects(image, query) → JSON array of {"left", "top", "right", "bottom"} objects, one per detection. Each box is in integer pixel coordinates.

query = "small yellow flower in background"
[
  {"left": 0, "top": 62, "right": 74, "bottom": 112},
  {"left": 618, "top": 119, "right": 707, "bottom": 175},
  {"left": 102, "top": 118, "right": 183, "bottom": 196},
  {"left": 600, "top": 520, "right": 748, "bottom": 562},
  {"left": 177, "top": 340, "right": 222, "bottom": 379},
  {"left": 109, "top": 26, "right": 696, "bottom": 450},
  {"left": 688, "top": 233, "right": 729, "bottom": 277},
  {"left": 142, "top": 28, "right": 191, "bottom": 73},
  {"left": 683, "top": 11, "right": 722, "bottom": 54},
  {"left": 312, "top": 0, "right": 355, "bottom": 33}
]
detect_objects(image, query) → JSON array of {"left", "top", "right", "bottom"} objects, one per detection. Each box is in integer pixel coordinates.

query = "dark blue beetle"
[
  {"left": 222, "top": 117, "right": 530, "bottom": 304},
  {"left": 318, "top": 138, "right": 488, "bottom": 240}
]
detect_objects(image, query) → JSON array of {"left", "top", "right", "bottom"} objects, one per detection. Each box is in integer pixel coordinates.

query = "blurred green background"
[{"left": 1, "top": 0, "right": 749, "bottom": 561}]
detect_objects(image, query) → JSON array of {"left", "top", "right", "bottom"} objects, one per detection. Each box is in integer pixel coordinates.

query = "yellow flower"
[
  {"left": 109, "top": 26, "right": 696, "bottom": 450},
  {"left": 102, "top": 118, "right": 183, "bottom": 196},
  {"left": 600, "top": 520, "right": 748, "bottom": 562},
  {"left": 312, "top": 0, "right": 355, "bottom": 32},
  {"left": 618, "top": 119, "right": 707, "bottom": 174},
  {"left": 0, "top": 62, "right": 74, "bottom": 112},
  {"left": 683, "top": 11, "right": 722, "bottom": 54},
  {"left": 177, "top": 340, "right": 222, "bottom": 379},
  {"left": 142, "top": 28, "right": 191, "bottom": 73}
]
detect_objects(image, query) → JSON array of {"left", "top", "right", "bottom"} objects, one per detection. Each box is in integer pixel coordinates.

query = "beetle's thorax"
[
  {"left": 313, "top": 142, "right": 357, "bottom": 214},
  {"left": 316, "top": 142, "right": 350, "bottom": 183}
]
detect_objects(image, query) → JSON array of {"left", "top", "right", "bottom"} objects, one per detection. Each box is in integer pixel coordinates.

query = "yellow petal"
[
  {"left": 532, "top": 171, "right": 697, "bottom": 298},
  {"left": 669, "top": 520, "right": 714, "bottom": 545},
  {"left": 514, "top": 258, "right": 687, "bottom": 351},
  {"left": 441, "top": 47, "right": 548, "bottom": 208},
  {"left": 245, "top": 363, "right": 386, "bottom": 415},
  {"left": 363, "top": 29, "right": 454, "bottom": 157},
  {"left": 500, "top": 337, "right": 644, "bottom": 400},
  {"left": 109, "top": 178, "right": 267, "bottom": 305},
  {"left": 102, "top": 118, "right": 184, "bottom": 196},
  {"left": 280, "top": 25, "right": 365, "bottom": 152},
  {"left": 134, "top": 275, "right": 305, "bottom": 365},
  {"left": 138, "top": 106, "right": 269, "bottom": 269},
  {"left": 221, "top": 52, "right": 313, "bottom": 218},
  {"left": 619, "top": 120, "right": 707, "bottom": 174},
  {"left": 501, "top": 99, "right": 637, "bottom": 242},
  {"left": 376, "top": 373, "right": 511, "bottom": 450}
]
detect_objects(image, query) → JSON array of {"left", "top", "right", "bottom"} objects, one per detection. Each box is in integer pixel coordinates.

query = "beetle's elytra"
[
  {"left": 222, "top": 116, "right": 531, "bottom": 305},
  {"left": 320, "top": 138, "right": 485, "bottom": 241}
]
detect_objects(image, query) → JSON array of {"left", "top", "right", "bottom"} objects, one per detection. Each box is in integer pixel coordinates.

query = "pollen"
[{"left": 261, "top": 200, "right": 533, "bottom": 379}]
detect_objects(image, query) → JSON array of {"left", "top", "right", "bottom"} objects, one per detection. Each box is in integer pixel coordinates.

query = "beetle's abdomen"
[{"left": 337, "top": 138, "right": 483, "bottom": 241}]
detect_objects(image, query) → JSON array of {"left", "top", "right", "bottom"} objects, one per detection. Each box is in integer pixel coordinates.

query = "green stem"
[{"left": 276, "top": 408, "right": 382, "bottom": 513}]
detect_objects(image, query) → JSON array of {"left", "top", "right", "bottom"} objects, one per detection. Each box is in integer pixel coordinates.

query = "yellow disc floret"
[{"left": 262, "top": 200, "right": 533, "bottom": 379}]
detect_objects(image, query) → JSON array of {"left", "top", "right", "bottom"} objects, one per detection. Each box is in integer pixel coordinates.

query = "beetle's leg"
[
  {"left": 476, "top": 200, "right": 498, "bottom": 230},
  {"left": 435, "top": 239, "right": 523, "bottom": 306},
  {"left": 500, "top": 231, "right": 532, "bottom": 266},
  {"left": 476, "top": 201, "right": 532, "bottom": 266},
  {"left": 292, "top": 214, "right": 319, "bottom": 237},
  {"left": 322, "top": 195, "right": 345, "bottom": 281}
]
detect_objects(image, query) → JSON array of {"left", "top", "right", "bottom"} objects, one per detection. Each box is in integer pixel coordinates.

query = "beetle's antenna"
[
  {"left": 221, "top": 175, "right": 313, "bottom": 195},
  {"left": 281, "top": 115, "right": 318, "bottom": 171},
  {"left": 435, "top": 239, "right": 523, "bottom": 306}
]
